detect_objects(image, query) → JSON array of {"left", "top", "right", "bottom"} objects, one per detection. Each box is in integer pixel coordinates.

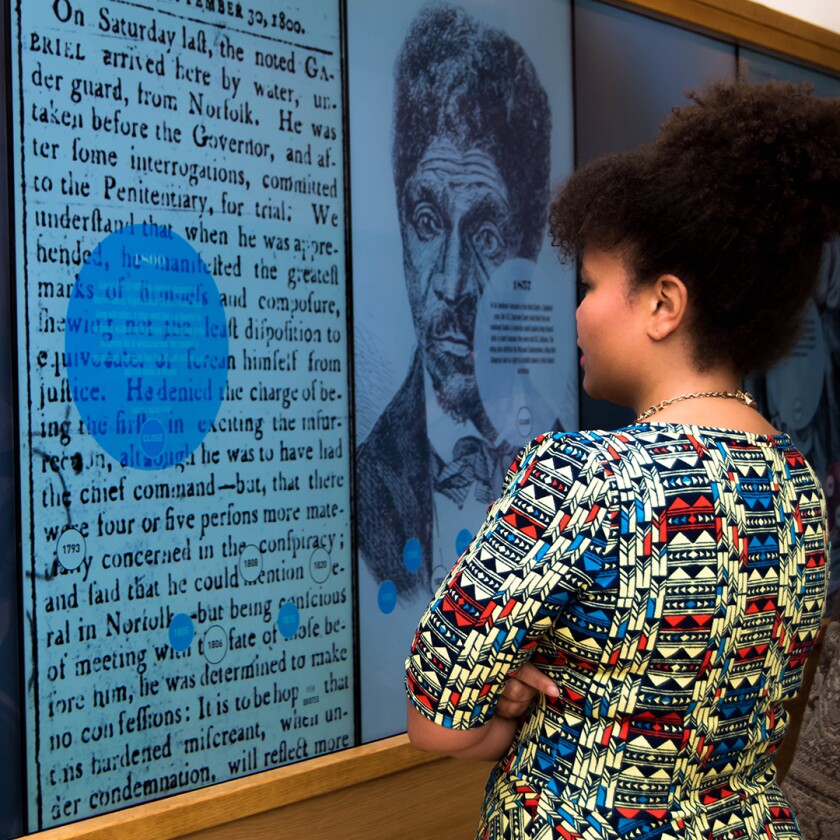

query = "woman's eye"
[
  {"left": 411, "top": 203, "right": 443, "bottom": 241},
  {"left": 472, "top": 223, "right": 504, "bottom": 260}
]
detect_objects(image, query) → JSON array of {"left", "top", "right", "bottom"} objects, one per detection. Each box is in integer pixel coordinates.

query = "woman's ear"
[{"left": 647, "top": 273, "right": 688, "bottom": 341}]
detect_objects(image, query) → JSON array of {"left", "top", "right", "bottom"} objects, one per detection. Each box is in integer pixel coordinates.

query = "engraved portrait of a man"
[{"left": 356, "top": 3, "right": 552, "bottom": 598}]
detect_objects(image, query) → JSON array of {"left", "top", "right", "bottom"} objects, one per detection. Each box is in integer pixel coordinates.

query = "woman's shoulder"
[
  {"left": 509, "top": 429, "right": 637, "bottom": 490},
  {"left": 522, "top": 423, "right": 793, "bottom": 478},
  {"left": 516, "top": 423, "right": 805, "bottom": 485},
  {"left": 524, "top": 426, "right": 660, "bottom": 462},
  {"left": 519, "top": 428, "right": 617, "bottom": 463}
]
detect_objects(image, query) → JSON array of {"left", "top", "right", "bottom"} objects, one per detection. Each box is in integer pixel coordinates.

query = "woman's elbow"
[
  {"left": 405, "top": 700, "right": 477, "bottom": 754},
  {"left": 406, "top": 702, "right": 448, "bottom": 752}
]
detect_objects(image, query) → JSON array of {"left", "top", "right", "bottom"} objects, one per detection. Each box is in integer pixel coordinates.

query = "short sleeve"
[{"left": 405, "top": 432, "right": 614, "bottom": 729}]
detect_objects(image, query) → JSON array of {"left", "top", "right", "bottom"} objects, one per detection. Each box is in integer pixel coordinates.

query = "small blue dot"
[
  {"left": 403, "top": 538, "right": 422, "bottom": 573},
  {"left": 378, "top": 580, "right": 397, "bottom": 614},
  {"left": 456, "top": 529, "right": 473, "bottom": 555},
  {"left": 140, "top": 418, "right": 166, "bottom": 458},
  {"left": 277, "top": 601, "right": 300, "bottom": 639},
  {"left": 169, "top": 613, "right": 194, "bottom": 651}
]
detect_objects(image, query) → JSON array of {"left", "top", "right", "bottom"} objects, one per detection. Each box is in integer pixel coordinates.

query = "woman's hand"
[
  {"left": 406, "top": 663, "right": 559, "bottom": 761},
  {"left": 494, "top": 662, "right": 559, "bottom": 720}
]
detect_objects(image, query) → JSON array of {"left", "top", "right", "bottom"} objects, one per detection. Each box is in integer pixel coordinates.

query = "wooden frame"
[
  {"left": 20, "top": 1, "right": 840, "bottom": 838},
  {"left": 27, "top": 736, "right": 439, "bottom": 840},
  {"left": 622, "top": 0, "right": 840, "bottom": 72}
]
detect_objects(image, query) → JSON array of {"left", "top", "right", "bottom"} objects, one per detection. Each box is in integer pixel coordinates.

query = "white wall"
[{"left": 750, "top": 1, "right": 840, "bottom": 35}]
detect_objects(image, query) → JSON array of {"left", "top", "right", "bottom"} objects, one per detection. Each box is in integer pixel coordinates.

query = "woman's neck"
[
  {"left": 632, "top": 365, "right": 777, "bottom": 434},
  {"left": 634, "top": 371, "right": 776, "bottom": 434}
]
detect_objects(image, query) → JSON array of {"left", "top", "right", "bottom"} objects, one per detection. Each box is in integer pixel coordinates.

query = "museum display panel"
[
  {"left": 11, "top": 0, "right": 353, "bottom": 830},
  {"left": 347, "top": 0, "right": 577, "bottom": 741},
  {"left": 0, "top": 0, "right": 836, "bottom": 837},
  {"left": 6, "top": 0, "right": 581, "bottom": 830}
]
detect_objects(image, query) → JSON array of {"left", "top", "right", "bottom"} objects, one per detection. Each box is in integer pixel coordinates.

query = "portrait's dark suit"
[
  {"left": 357, "top": 348, "right": 525, "bottom": 597},
  {"left": 356, "top": 351, "right": 433, "bottom": 597}
]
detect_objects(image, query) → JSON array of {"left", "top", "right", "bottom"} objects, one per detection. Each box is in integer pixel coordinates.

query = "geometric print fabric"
[{"left": 405, "top": 424, "right": 828, "bottom": 839}]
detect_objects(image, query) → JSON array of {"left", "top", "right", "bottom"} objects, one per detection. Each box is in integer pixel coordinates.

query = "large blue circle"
[{"left": 65, "top": 224, "right": 228, "bottom": 470}]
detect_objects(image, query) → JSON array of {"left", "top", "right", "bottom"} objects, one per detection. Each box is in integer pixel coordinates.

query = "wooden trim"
[
  {"left": 24, "top": 736, "right": 437, "bottom": 840},
  {"left": 621, "top": 0, "right": 840, "bottom": 72},
  {"left": 174, "top": 754, "right": 491, "bottom": 840}
]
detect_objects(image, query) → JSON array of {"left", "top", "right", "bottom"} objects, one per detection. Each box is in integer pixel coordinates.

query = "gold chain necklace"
[{"left": 635, "top": 389, "right": 758, "bottom": 424}]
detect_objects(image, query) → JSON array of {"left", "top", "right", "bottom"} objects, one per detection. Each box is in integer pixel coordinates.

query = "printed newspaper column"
[{"left": 13, "top": 1, "right": 352, "bottom": 829}]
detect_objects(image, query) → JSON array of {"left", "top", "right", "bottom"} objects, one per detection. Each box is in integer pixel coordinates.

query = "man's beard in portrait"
[{"left": 422, "top": 299, "right": 481, "bottom": 425}]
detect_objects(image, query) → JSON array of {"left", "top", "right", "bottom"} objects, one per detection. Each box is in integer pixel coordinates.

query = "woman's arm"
[
  {"left": 406, "top": 663, "right": 559, "bottom": 761},
  {"left": 406, "top": 699, "right": 520, "bottom": 761},
  {"left": 404, "top": 435, "right": 609, "bottom": 762}
]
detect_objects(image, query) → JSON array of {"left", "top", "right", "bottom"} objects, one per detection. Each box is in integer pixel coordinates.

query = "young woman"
[{"left": 405, "top": 80, "right": 838, "bottom": 839}]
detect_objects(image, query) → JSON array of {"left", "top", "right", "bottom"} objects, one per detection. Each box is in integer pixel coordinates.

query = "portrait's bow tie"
[{"left": 433, "top": 435, "right": 514, "bottom": 508}]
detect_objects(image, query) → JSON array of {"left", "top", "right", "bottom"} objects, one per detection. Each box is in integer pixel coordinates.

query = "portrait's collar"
[{"left": 423, "top": 368, "right": 483, "bottom": 460}]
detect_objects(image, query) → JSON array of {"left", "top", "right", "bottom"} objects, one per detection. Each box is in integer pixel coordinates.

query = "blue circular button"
[
  {"left": 169, "top": 613, "right": 194, "bottom": 652},
  {"left": 403, "top": 538, "right": 422, "bottom": 574},
  {"left": 378, "top": 580, "right": 398, "bottom": 614},
  {"left": 140, "top": 418, "right": 166, "bottom": 458},
  {"left": 456, "top": 529, "right": 473, "bottom": 556},
  {"left": 277, "top": 601, "right": 300, "bottom": 639}
]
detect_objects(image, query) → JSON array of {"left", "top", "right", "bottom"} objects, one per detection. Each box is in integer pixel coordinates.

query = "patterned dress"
[{"left": 405, "top": 425, "right": 828, "bottom": 839}]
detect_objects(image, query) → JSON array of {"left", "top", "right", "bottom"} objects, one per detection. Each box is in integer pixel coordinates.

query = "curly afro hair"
[{"left": 549, "top": 80, "right": 840, "bottom": 376}]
